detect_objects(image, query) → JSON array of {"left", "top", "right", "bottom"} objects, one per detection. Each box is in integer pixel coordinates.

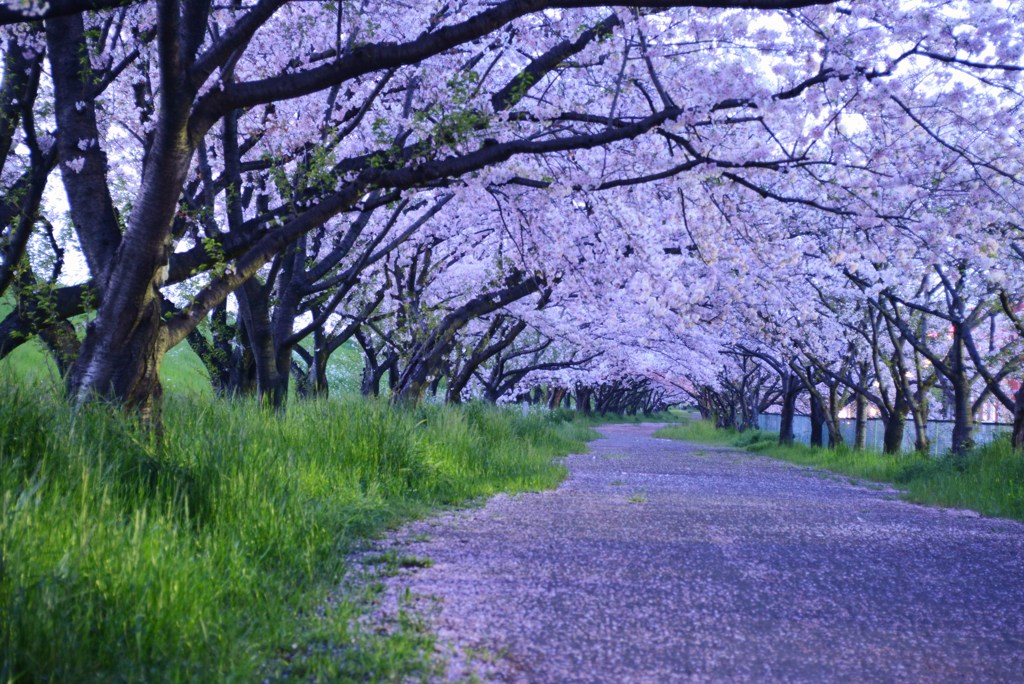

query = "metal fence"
[{"left": 755, "top": 414, "right": 1010, "bottom": 456}]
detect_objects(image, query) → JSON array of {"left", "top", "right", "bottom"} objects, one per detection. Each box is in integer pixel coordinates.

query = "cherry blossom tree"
[{"left": 1, "top": 0, "right": 1023, "bottom": 435}]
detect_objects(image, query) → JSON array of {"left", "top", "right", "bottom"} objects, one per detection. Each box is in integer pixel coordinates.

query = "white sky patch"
[{"left": 839, "top": 111, "right": 869, "bottom": 135}]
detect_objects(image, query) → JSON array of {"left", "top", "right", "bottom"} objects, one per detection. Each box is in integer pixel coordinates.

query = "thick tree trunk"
[
  {"left": 825, "top": 416, "right": 843, "bottom": 448},
  {"left": 911, "top": 408, "right": 930, "bottom": 453},
  {"left": 295, "top": 328, "right": 332, "bottom": 399},
  {"left": 271, "top": 348, "right": 291, "bottom": 409},
  {"left": 69, "top": 295, "right": 169, "bottom": 427},
  {"left": 547, "top": 387, "right": 566, "bottom": 410},
  {"left": 237, "top": 280, "right": 284, "bottom": 407},
  {"left": 185, "top": 302, "right": 258, "bottom": 397},
  {"left": 310, "top": 340, "right": 331, "bottom": 398},
  {"left": 744, "top": 403, "right": 760, "bottom": 432},
  {"left": 824, "top": 386, "right": 844, "bottom": 448},
  {"left": 483, "top": 385, "right": 500, "bottom": 403},
  {"left": 950, "top": 382, "right": 974, "bottom": 454},
  {"left": 63, "top": 9, "right": 198, "bottom": 427},
  {"left": 809, "top": 394, "right": 824, "bottom": 447},
  {"left": 393, "top": 351, "right": 439, "bottom": 405},
  {"left": 881, "top": 406, "right": 907, "bottom": 454},
  {"left": 361, "top": 351, "right": 395, "bottom": 398},
  {"left": 854, "top": 394, "right": 867, "bottom": 450},
  {"left": 949, "top": 329, "right": 974, "bottom": 454},
  {"left": 1012, "top": 388, "right": 1024, "bottom": 450},
  {"left": 447, "top": 380, "right": 466, "bottom": 404},
  {"left": 778, "top": 380, "right": 798, "bottom": 447},
  {"left": 267, "top": 242, "right": 306, "bottom": 409},
  {"left": 575, "top": 386, "right": 592, "bottom": 415},
  {"left": 697, "top": 399, "right": 712, "bottom": 421},
  {"left": 228, "top": 330, "right": 258, "bottom": 397},
  {"left": 909, "top": 381, "right": 932, "bottom": 452},
  {"left": 361, "top": 363, "right": 382, "bottom": 397}
]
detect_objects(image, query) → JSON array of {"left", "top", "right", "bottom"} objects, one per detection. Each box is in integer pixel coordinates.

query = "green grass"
[
  {"left": 545, "top": 407, "right": 683, "bottom": 426},
  {"left": 654, "top": 420, "right": 742, "bottom": 446},
  {"left": 1, "top": 336, "right": 60, "bottom": 385},
  {"left": 158, "top": 329, "right": 367, "bottom": 398},
  {"left": 1, "top": 336, "right": 217, "bottom": 398},
  {"left": 655, "top": 420, "right": 1024, "bottom": 521},
  {"left": 160, "top": 340, "right": 216, "bottom": 397},
  {"left": 0, "top": 378, "right": 596, "bottom": 682},
  {"left": 363, "top": 550, "right": 435, "bottom": 574},
  {"left": 0, "top": 294, "right": 366, "bottom": 398}
]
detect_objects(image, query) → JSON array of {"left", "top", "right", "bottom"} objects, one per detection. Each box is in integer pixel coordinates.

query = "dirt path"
[{"left": 370, "top": 423, "right": 1024, "bottom": 682}]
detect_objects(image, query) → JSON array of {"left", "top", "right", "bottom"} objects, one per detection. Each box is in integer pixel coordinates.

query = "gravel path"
[{"left": 370, "top": 423, "right": 1024, "bottom": 682}]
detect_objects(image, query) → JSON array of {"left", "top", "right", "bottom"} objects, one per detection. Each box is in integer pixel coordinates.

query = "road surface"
[{"left": 368, "top": 423, "right": 1024, "bottom": 682}]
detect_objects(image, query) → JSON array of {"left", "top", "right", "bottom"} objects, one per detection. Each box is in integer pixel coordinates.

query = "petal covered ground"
[{"left": 369, "top": 423, "right": 1024, "bottom": 682}]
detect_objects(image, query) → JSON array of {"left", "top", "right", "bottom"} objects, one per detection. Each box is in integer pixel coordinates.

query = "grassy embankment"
[
  {"left": 0, "top": 342, "right": 602, "bottom": 681},
  {"left": 656, "top": 420, "right": 1024, "bottom": 520}
]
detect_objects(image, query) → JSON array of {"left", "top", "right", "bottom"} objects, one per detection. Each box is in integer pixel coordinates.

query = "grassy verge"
[
  {"left": 0, "top": 380, "right": 596, "bottom": 682},
  {"left": 655, "top": 420, "right": 1024, "bottom": 521},
  {"left": 545, "top": 407, "right": 685, "bottom": 427}
]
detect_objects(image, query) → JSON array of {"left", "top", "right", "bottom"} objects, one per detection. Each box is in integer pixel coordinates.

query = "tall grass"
[
  {"left": 656, "top": 420, "right": 1024, "bottom": 520},
  {"left": 0, "top": 379, "right": 594, "bottom": 682}
]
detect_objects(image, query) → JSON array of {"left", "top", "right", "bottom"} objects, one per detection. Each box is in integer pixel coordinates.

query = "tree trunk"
[
  {"left": 361, "top": 352, "right": 394, "bottom": 398},
  {"left": 361, "top": 363, "right": 382, "bottom": 397},
  {"left": 826, "top": 385, "right": 845, "bottom": 448},
  {"left": 854, "top": 394, "right": 867, "bottom": 450},
  {"left": 393, "top": 352, "right": 437, "bottom": 404},
  {"left": 576, "top": 387, "right": 592, "bottom": 415},
  {"left": 228, "top": 328, "right": 257, "bottom": 397},
  {"left": 428, "top": 371, "right": 444, "bottom": 398},
  {"left": 949, "top": 328, "right": 974, "bottom": 454},
  {"left": 268, "top": 242, "right": 307, "bottom": 409},
  {"left": 69, "top": 295, "right": 169, "bottom": 428},
  {"left": 1012, "top": 387, "right": 1024, "bottom": 450},
  {"left": 696, "top": 391, "right": 713, "bottom": 420},
  {"left": 779, "top": 378, "right": 798, "bottom": 447},
  {"left": 911, "top": 407, "right": 930, "bottom": 453},
  {"left": 950, "top": 381, "right": 974, "bottom": 454},
  {"left": 63, "top": 9, "right": 199, "bottom": 428},
  {"left": 185, "top": 302, "right": 259, "bottom": 397},
  {"left": 745, "top": 402, "right": 760, "bottom": 432},
  {"left": 882, "top": 404, "right": 907, "bottom": 454},
  {"left": 809, "top": 393, "right": 824, "bottom": 447},
  {"left": 547, "top": 387, "right": 565, "bottom": 410},
  {"left": 236, "top": 280, "right": 284, "bottom": 408},
  {"left": 271, "top": 347, "right": 291, "bottom": 409},
  {"left": 825, "top": 415, "right": 843, "bottom": 448},
  {"left": 910, "top": 381, "right": 931, "bottom": 453},
  {"left": 309, "top": 332, "right": 332, "bottom": 399}
]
